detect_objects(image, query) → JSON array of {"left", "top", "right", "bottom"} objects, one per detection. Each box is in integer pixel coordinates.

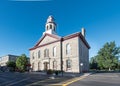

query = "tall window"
[
  {"left": 32, "top": 52, "right": 34, "bottom": 59},
  {"left": 53, "top": 61, "right": 57, "bottom": 70},
  {"left": 53, "top": 47, "right": 56, "bottom": 57},
  {"left": 50, "top": 24, "right": 52, "bottom": 29},
  {"left": 32, "top": 63, "right": 34, "bottom": 71},
  {"left": 66, "top": 59, "right": 71, "bottom": 69},
  {"left": 53, "top": 26, "right": 55, "bottom": 31},
  {"left": 44, "top": 49, "right": 49, "bottom": 57},
  {"left": 38, "top": 62, "right": 41, "bottom": 71},
  {"left": 66, "top": 43, "right": 71, "bottom": 55},
  {"left": 38, "top": 50, "right": 40, "bottom": 58},
  {"left": 47, "top": 26, "right": 48, "bottom": 30}
]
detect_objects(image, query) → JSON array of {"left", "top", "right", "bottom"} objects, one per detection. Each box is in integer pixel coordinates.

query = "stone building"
[
  {"left": 0, "top": 54, "right": 18, "bottom": 66},
  {"left": 29, "top": 16, "right": 90, "bottom": 73}
]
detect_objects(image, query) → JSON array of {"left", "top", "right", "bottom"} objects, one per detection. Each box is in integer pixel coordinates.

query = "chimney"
[{"left": 81, "top": 27, "right": 86, "bottom": 37}]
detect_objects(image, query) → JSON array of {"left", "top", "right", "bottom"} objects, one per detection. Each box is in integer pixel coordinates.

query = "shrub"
[
  {"left": 55, "top": 70, "right": 58, "bottom": 75},
  {"left": 47, "top": 69, "right": 53, "bottom": 75}
]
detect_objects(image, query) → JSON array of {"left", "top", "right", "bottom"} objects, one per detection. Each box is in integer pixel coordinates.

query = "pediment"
[{"left": 35, "top": 33, "right": 61, "bottom": 47}]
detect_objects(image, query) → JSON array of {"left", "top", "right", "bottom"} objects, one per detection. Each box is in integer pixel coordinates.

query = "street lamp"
[{"left": 80, "top": 63, "right": 83, "bottom": 74}]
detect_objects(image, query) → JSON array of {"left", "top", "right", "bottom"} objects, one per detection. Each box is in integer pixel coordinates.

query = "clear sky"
[{"left": 0, "top": 0, "right": 120, "bottom": 58}]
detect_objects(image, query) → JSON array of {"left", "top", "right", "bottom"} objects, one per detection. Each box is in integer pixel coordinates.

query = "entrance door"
[{"left": 44, "top": 62, "right": 48, "bottom": 71}]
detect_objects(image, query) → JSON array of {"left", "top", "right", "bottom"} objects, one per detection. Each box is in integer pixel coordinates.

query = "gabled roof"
[
  {"left": 29, "top": 32, "right": 90, "bottom": 51},
  {"left": 35, "top": 33, "right": 61, "bottom": 47},
  {"left": 29, "top": 33, "right": 61, "bottom": 50},
  {"left": 63, "top": 32, "right": 90, "bottom": 49}
]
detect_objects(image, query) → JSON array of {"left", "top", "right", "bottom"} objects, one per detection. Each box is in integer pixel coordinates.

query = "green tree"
[
  {"left": 16, "top": 54, "right": 28, "bottom": 72},
  {"left": 6, "top": 61, "right": 16, "bottom": 71},
  {"left": 96, "top": 41, "right": 120, "bottom": 70},
  {"left": 90, "top": 57, "right": 98, "bottom": 70},
  {"left": 118, "top": 60, "right": 120, "bottom": 71}
]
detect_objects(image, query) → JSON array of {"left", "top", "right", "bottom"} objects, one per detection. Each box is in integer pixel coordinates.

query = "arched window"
[
  {"left": 50, "top": 24, "right": 52, "bottom": 29},
  {"left": 53, "top": 61, "right": 57, "bottom": 70},
  {"left": 44, "top": 49, "right": 49, "bottom": 57},
  {"left": 38, "top": 50, "right": 40, "bottom": 58},
  {"left": 66, "top": 43, "right": 71, "bottom": 55},
  {"left": 66, "top": 59, "right": 71, "bottom": 69},
  {"left": 32, "top": 52, "right": 34, "bottom": 59},
  {"left": 32, "top": 63, "right": 34, "bottom": 71},
  {"left": 47, "top": 25, "right": 48, "bottom": 30},
  {"left": 38, "top": 62, "right": 41, "bottom": 71},
  {"left": 53, "top": 26, "right": 55, "bottom": 31},
  {"left": 53, "top": 47, "right": 56, "bottom": 57}
]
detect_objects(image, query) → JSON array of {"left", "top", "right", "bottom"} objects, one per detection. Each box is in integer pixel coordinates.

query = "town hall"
[{"left": 29, "top": 16, "right": 90, "bottom": 73}]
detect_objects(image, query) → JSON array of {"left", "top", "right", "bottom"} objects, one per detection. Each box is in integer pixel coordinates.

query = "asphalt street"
[
  {"left": 69, "top": 73, "right": 120, "bottom": 86},
  {"left": 0, "top": 72, "right": 74, "bottom": 86},
  {"left": 1, "top": 72, "right": 120, "bottom": 86},
  {"left": 0, "top": 72, "right": 49, "bottom": 86}
]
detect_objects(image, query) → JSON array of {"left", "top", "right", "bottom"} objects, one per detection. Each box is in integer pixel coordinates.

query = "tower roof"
[{"left": 46, "top": 15, "right": 55, "bottom": 23}]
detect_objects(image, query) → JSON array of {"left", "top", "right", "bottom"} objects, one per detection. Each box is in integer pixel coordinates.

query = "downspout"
[
  {"left": 60, "top": 38, "right": 63, "bottom": 76},
  {"left": 78, "top": 36, "right": 81, "bottom": 73}
]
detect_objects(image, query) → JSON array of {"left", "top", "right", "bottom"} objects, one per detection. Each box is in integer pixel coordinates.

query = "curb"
[{"left": 49, "top": 73, "right": 92, "bottom": 86}]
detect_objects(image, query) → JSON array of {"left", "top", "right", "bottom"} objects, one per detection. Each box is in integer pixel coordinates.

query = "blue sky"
[{"left": 0, "top": 0, "right": 120, "bottom": 58}]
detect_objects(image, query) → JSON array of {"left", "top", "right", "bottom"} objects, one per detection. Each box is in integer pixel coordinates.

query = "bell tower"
[{"left": 44, "top": 15, "right": 57, "bottom": 35}]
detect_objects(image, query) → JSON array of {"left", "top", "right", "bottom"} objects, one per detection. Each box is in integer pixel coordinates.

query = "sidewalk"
[{"left": 27, "top": 72, "right": 92, "bottom": 86}]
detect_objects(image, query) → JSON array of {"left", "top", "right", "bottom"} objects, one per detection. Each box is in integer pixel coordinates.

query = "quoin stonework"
[{"left": 29, "top": 16, "right": 90, "bottom": 73}]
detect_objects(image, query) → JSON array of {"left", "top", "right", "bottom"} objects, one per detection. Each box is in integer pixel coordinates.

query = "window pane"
[
  {"left": 66, "top": 44, "right": 71, "bottom": 55},
  {"left": 53, "top": 47, "right": 56, "bottom": 57},
  {"left": 66, "top": 60, "right": 71, "bottom": 68},
  {"left": 53, "top": 61, "right": 57, "bottom": 70},
  {"left": 44, "top": 49, "right": 49, "bottom": 57},
  {"left": 38, "top": 50, "right": 40, "bottom": 58},
  {"left": 32, "top": 52, "right": 34, "bottom": 59},
  {"left": 38, "top": 62, "right": 41, "bottom": 70},
  {"left": 50, "top": 24, "right": 52, "bottom": 29},
  {"left": 32, "top": 63, "right": 34, "bottom": 71}
]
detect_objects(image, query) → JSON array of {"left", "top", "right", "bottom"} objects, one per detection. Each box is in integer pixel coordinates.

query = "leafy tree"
[
  {"left": 90, "top": 57, "right": 98, "bottom": 69},
  {"left": 6, "top": 61, "right": 16, "bottom": 71},
  {"left": 118, "top": 60, "right": 120, "bottom": 70},
  {"left": 95, "top": 41, "right": 120, "bottom": 70},
  {"left": 16, "top": 54, "right": 28, "bottom": 72}
]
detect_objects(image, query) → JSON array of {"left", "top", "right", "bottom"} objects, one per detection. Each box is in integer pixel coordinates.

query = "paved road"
[
  {"left": 0, "top": 72, "right": 50, "bottom": 86},
  {"left": 0, "top": 72, "right": 74, "bottom": 86},
  {"left": 69, "top": 73, "right": 120, "bottom": 86}
]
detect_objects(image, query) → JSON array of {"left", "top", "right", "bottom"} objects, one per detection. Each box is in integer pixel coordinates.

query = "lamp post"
[{"left": 80, "top": 63, "right": 83, "bottom": 74}]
